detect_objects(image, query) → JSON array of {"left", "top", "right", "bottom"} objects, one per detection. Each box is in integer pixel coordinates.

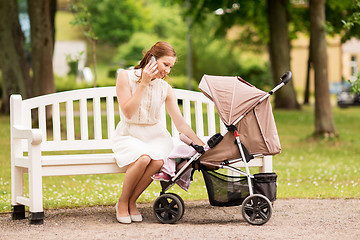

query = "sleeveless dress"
[{"left": 112, "top": 69, "right": 174, "bottom": 168}]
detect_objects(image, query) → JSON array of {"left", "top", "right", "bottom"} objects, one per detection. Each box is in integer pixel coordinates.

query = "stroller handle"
[{"left": 280, "top": 71, "right": 292, "bottom": 85}]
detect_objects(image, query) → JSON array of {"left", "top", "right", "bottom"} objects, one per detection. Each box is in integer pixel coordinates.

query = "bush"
[
  {"left": 168, "top": 75, "right": 199, "bottom": 90},
  {"left": 112, "top": 32, "right": 158, "bottom": 68},
  {"left": 240, "top": 63, "right": 272, "bottom": 91},
  {"left": 54, "top": 75, "right": 91, "bottom": 92}
]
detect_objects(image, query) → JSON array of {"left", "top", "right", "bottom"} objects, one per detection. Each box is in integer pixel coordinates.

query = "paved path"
[{"left": 1, "top": 199, "right": 359, "bottom": 240}]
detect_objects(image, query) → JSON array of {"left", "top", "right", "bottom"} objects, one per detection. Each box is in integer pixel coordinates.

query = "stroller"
[{"left": 152, "top": 71, "right": 292, "bottom": 225}]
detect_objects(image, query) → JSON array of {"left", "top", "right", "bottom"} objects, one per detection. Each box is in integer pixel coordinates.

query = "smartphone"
[{"left": 150, "top": 56, "right": 156, "bottom": 64}]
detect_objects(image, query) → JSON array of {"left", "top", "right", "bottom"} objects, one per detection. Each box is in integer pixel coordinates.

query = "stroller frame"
[{"left": 153, "top": 72, "right": 291, "bottom": 225}]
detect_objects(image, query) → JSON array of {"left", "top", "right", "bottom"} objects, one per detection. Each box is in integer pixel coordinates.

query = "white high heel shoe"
[{"left": 115, "top": 202, "right": 131, "bottom": 224}]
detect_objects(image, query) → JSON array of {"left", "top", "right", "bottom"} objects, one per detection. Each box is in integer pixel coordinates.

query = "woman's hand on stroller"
[{"left": 180, "top": 133, "right": 205, "bottom": 154}]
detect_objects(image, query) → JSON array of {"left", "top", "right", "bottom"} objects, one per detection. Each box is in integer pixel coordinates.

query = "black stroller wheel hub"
[
  {"left": 153, "top": 193, "right": 185, "bottom": 224},
  {"left": 241, "top": 194, "right": 273, "bottom": 225}
]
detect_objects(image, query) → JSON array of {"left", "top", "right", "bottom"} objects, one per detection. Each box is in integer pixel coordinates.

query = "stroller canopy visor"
[{"left": 199, "top": 74, "right": 266, "bottom": 126}]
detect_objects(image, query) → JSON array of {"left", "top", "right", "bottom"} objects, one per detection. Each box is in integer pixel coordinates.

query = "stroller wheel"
[
  {"left": 153, "top": 193, "right": 184, "bottom": 224},
  {"left": 241, "top": 194, "right": 273, "bottom": 225},
  {"left": 167, "top": 193, "right": 185, "bottom": 219}
]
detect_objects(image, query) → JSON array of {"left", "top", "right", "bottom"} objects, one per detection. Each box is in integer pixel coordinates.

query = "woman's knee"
[
  {"left": 135, "top": 155, "right": 151, "bottom": 166},
  {"left": 152, "top": 159, "right": 164, "bottom": 171}
]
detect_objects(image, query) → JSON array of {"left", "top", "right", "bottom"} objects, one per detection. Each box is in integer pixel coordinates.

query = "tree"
[
  {"left": 343, "top": 0, "right": 360, "bottom": 94},
  {"left": 86, "top": 0, "right": 150, "bottom": 46},
  {"left": 70, "top": 0, "right": 150, "bottom": 87},
  {"left": 27, "top": 0, "right": 56, "bottom": 97},
  {"left": 173, "top": 0, "right": 300, "bottom": 109},
  {"left": 70, "top": 0, "right": 99, "bottom": 87},
  {"left": 309, "top": 0, "right": 336, "bottom": 136},
  {"left": 292, "top": 0, "right": 360, "bottom": 104},
  {"left": 0, "top": 0, "right": 32, "bottom": 113},
  {"left": 267, "top": 0, "right": 300, "bottom": 109}
]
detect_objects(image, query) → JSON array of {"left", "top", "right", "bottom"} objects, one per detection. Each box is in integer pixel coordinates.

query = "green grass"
[
  {"left": 274, "top": 106, "right": 360, "bottom": 198},
  {"left": 1, "top": 105, "right": 360, "bottom": 213}
]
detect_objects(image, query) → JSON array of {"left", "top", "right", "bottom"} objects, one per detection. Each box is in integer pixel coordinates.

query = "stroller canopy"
[
  {"left": 199, "top": 74, "right": 266, "bottom": 126},
  {"left": 198, "top": 75, "right": 281, "bottom": 167}
]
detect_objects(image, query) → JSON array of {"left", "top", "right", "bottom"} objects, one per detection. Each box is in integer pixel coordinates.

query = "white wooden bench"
[{"left": 10, "top": 86, "right": 273, "bottom": 224}]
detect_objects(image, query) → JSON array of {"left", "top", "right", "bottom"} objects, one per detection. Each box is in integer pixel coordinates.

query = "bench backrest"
[{"left": 10, "top": 87, "right": 225, "bottom": 153}]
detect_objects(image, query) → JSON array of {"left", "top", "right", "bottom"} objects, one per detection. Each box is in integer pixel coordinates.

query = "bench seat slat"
[
  {"left": 41, "top": 153, "right": 115, "bottom": 166},
  {"left": 42, "top": 163, "right": 127, "bottom": 176}
]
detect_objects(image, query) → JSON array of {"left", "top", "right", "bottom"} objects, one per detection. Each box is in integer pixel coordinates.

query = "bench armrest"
[{"left": 12, "top": 126, "right": 43, "bottom": 145}]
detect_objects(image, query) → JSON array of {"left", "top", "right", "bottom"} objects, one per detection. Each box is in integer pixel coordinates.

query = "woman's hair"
[{"left": 134, "top": 41, "right": 176, "bottom": 69}]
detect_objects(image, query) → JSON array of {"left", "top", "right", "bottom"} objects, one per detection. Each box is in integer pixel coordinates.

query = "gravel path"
[{"left": 1, "top": 199, "right": 359, "bottom": 240}]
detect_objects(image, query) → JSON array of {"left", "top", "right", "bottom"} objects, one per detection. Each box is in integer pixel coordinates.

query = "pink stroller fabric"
[
  {"left": 198, "top": 75, "right": 281, "bottom": 166},
  {"left": 199, "top": 75, "right": 265, "bottom": 126}
]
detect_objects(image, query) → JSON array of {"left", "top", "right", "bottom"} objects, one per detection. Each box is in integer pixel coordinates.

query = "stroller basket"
[
  {"left": 253, "top": 173, "right": 278, "bottom": 202},
  {"left": 202, "top": 169, "right": 250, "bottom": 207}
]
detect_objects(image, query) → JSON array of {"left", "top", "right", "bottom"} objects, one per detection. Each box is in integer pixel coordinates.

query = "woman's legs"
[
  {"left": 117, "top": 156, "right": 163, "bottom": 217},
  {"left": 128, "top": 159, "right": 163, "bottom": 215},
  {"left": 116, "top": 155, "right": 151, "bottom": 217}
]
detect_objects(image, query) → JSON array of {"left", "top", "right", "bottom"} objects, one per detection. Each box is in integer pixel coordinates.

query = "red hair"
[{"left": 134, "top": 41, "right": 176, "bottom": 70}]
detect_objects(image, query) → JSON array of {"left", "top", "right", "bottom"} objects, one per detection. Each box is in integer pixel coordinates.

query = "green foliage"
[
  {"left": 65, "top": 51, "right": 84, "bottom": 76},
  {"left": 290, "top": 0, "right": 360, "bottom": 41},
  {"left": 70, "top": 0, "right": 98, "bottom": 41},
  {"left": 342, "top": 0, "right": 360, "bottom": 30},
  {"left": 240, "top": 63, "right": 272, "bottom": 91},
  {"left": 169, "top": 75, "right": 198, "bottom": 90},
  {"left": 109, "top": 1, "right": 272, "bottom": 89},
  {"left": 113, "top": 32, "right": 159, "bottom": 68},
  {"left": 74, "top": 0, "right": 152, "bottom": 45},
  {"left": 54, "top": 75, "right": 91, "bottom": 92},
  {"left": 349, "top": 75, "right": 360, "bottom": 94},
  {"left": 55, "top": 63, "right": 116, "bottom": 92}
]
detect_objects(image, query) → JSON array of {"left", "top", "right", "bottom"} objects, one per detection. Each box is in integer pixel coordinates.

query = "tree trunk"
[
  {"left": 304, "top": 35, "right": 312, "bottom": 105},
  {"left": 267, "top": 0, "right": 300, "bottom": 109},
  {"left": 50, "top": 0, "right": 57, "bottom": 51},
  {"left": 0, "top": 0, "right": 32, "bottom": 113},
  {"left": 27, "top": 0, "right": 55, "bottom": 97},
  {"left": 309, "top": 0, "right": 337, "bottom": 136}
]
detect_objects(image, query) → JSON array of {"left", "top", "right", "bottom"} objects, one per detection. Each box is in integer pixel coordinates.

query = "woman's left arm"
[{"left": 165, "top": 85, "right": 205, "bottom": 146}]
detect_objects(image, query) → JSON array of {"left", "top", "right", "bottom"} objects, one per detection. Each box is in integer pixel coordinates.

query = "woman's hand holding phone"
[{"left": 141, "top": 56, "right": 158, "bottom": 85}]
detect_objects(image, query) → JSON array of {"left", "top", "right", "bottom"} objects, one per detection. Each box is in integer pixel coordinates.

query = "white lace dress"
[{"left": 112, "top": 69, "right": 174, "bottom": 168}]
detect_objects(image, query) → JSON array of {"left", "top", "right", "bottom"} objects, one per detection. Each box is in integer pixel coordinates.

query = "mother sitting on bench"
[{"left": 112, "top": 41, "right": 204, "bottom": 224}]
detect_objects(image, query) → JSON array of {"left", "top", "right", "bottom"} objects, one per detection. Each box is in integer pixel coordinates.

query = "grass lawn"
[{"left": 0, "top": 104, "right": 359, "bottom": 213}]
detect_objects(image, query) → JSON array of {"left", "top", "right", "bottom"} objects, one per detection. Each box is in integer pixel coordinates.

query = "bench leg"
[
  {"left": 28, "top": 143, "right": 44, "bottom": 224},
  {"left": 11, "top": 140, "right": 25, "bottom": 219},
  {"left": 260, "top": 155, "right": 273, "bottom": 173},
  {"left": 12, "top": 205, "right": 26, "bottom": 220},
  {"left": 29, "top": 211, "right": 44, "bottom": 225}
]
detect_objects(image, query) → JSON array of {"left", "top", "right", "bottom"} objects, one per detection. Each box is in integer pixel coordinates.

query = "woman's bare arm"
[{"left": 165, "top": 85, "right": 205, "bottom": 146}]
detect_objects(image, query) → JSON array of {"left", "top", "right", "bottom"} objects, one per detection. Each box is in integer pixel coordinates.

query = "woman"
[{"left": 112, "top": 41, "right": 204, "bottom": 224}]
